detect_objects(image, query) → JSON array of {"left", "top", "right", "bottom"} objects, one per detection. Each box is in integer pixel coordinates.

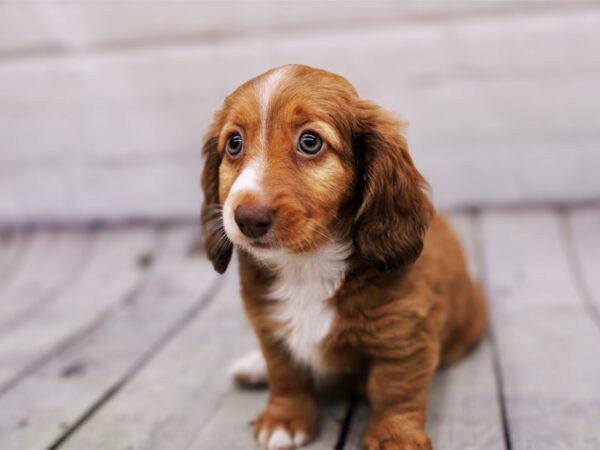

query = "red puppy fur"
[{"left": 201, "top": 65, "right": 486, "bottom": 450}]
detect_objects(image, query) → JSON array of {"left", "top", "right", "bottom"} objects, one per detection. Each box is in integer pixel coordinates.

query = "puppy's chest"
[
  {"left": 268, "top": 248, "right": 349, "bottom": 372},
  {"left": 272, "top": 279, "right": 336, "bottom": 371}
]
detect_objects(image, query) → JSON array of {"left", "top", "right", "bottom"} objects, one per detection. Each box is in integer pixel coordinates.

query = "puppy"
[{"left": 201, "top": 65, "right": 486, "bottom": 450}]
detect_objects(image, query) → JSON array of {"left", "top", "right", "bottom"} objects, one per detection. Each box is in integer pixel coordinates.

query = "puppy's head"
[{"left": 201, "top": 65, "right": 432, "bottom": 273}]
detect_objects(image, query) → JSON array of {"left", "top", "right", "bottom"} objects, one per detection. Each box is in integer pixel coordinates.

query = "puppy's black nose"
[{"left": 234, "top": 205, "right": 274, "bottom": 238}]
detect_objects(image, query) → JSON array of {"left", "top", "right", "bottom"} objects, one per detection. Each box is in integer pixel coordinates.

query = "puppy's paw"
[
  {"left": 228, "top": 350, "right": 268, "bottom": 388},
  {"left": 254, "top": 408, "right": 316, "bottom": 450},
  {"left": 363, "top": 429, "right": 432, "bottom": 450}
]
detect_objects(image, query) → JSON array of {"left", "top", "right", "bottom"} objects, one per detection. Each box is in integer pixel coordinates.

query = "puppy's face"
[
  {"left": 202, "top": 65, "right": 433, "bottom": 273},
  {"left": 209, "top": 66, "right": 358, "bottom": 258}
]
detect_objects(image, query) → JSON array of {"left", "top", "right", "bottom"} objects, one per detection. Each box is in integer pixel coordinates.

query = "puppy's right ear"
[{"left": 201, "top": 134, "right": 232, "bottom": 274}]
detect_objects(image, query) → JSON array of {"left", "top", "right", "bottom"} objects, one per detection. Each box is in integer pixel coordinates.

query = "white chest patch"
[{"left": 265, "top": 242, "right": 351, "bottom": 372}]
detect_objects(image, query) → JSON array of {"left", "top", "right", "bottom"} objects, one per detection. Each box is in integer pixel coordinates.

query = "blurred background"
[
  {"left": 1, "top": 2, "right": 600, "bottom": 450},
  {"left": 1, "top": 1, "right": 599, "bottom": 225}
]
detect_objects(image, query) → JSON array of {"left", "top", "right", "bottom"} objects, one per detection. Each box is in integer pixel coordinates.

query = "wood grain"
[
  {"left": 0, "top": 208, "right": 598, "bottom": 447},
  {"left": 426, "top": 213, "right": 505, "bottom": 449},
  {"left": 0, "top": 226, "right": 218, "bottom": 450},
  {"left": 480, "top": 209, "right": 600, "bottom": 448},
  {"left": 191, "top": 374, "right": 351, "bottom": 450},
  {"left": 566, "top": 207, "right": 600, "bottom": 319},
  {"left": 0, "top": 229, "right": 90, "bottom": 335},
  {"left": 61, "top": 259, "right": 246, "bottom": 450},
  {"left": 0, "top": 231, "right": 24, "bottom": 285},
  {"left": 0, "top": 226, "right": 156, "bottom": 393}
]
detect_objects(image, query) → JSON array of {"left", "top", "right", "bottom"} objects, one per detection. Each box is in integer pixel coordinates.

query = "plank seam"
[
  {"left": 0, "top": 228, "right": 96, "bottom": 338},
  {"left": 334, "top": 393, "right": 357, "bottom": 450},
  {"left": 47, "top": 273, "right": 226, "bottom": 449},
  {"left": 559, "top": 207, "right": 600, "bottom": 335},
  {"left": 188, "top": 387, "right": 253, "bottom": 449},
  {"left": 472, "top": 209, "right": 512, "bottom": 450},
  {"left": 0, "top": 226, "right": 163, "bottom": 398}
]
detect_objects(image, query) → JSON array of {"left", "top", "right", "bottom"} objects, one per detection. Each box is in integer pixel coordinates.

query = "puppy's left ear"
[
  {"left": 353, "top": 101, "right": 433, "bottom": 271},
  {"left": 201, "top": 133, "right": 233, "bottom": 274}
]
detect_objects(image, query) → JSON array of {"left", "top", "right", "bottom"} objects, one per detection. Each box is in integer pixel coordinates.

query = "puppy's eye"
[
  {"left": 297, "top": 132, "right": 322, "bottom": 155},
  {"left": 226, "top": 134, "right": 243, "bottom": 156}
]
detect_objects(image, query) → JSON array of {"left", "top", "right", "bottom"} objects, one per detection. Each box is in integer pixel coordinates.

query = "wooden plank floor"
[{"left": 0, "top": 206, "right": 599, "bottom": 449}]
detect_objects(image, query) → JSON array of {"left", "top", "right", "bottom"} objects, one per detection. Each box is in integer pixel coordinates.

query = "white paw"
[
  {"left": 228, "top": 350, "right": 268, "bottom": 388},
  {"left": 258, "top": 426, "right": 308, "bottom": 450},
  {"left": 267, "top": 427, "right": 292, "bottom": 449},
  {"left": 293, "top": 431, "right": 309, "bottom": 447}
]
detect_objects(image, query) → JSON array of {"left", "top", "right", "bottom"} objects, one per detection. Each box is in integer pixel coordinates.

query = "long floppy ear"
[
  {"left": 353, "top": 101, "right": 433, "bottom": 271},
  {"left": 201, "top": 134, "right": 233, "bottom": 273}
]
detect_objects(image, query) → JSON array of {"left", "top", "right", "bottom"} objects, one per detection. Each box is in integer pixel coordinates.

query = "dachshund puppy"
[{"left": 201, "top": 65, "right": 486, "bottom": 450}]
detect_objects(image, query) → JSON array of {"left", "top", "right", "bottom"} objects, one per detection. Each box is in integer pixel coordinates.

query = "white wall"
[{"left": 1, "top": 2, "right": 599, "bottom": 223}]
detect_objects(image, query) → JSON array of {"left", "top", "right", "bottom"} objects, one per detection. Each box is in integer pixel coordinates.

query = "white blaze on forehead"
[
  {"left": 228, "top": 160, "right": 262, "bottom": 196},
  {"left": 222, "top": 67, "right": 289, "bottom": 247},
  {"left": 257, "top": 66, "right": 290, "bottom": 149}
]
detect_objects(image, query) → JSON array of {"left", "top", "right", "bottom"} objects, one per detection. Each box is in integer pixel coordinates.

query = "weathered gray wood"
[
  {"left": 0, "top": 2, "right": 585, "bottom": 55},
  {"left": 426, "top": 340, "right": 505, "bottom": 450},
  {"left": 0, "top": 226, "right": 156, "bottom": 392},
  {"left": 426, "top": 213, "right": 505, "bottom": 449},
  {"left": 0, "top": 226, "right": 218, "bottom": 449},
  {"left": 64, "top": 252, "right": 351, "bottom": 450},
  {"left": 61, "top": 260, "right": 247, "bottom": 450},
  {"left": 191, "top": 377, "right": 350, "bottom": 450},
  {"left": 0, "top": 229, "right": 90, "bottom": 334},
  {"left": 190, "top": 389, "right": 267, "bottom": 450},
  {"left": 343, "top": 212, "right": 505, "bottom": 449},
  {"left": 2, "top": 8, "right": 600, "bottom": 222},
  {"left": 481, "top": 209, "right": 600, "bottom": 448},
  {"left": 446, "top": 214, "right": 478, "bottom": 279},
  {"left": 567, "top": 207, "right": 600, "bottom": 316},
  {"left": 0, "top": 231, "right": 24, "bottom": 285}
]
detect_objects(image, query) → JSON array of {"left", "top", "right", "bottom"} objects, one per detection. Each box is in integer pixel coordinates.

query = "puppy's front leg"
[
  {"left": 254, "top": 346, "right": 318, "bottom": 450},
  {"left": 363, "top": 348, "right": 438, "bottom": 450}
]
